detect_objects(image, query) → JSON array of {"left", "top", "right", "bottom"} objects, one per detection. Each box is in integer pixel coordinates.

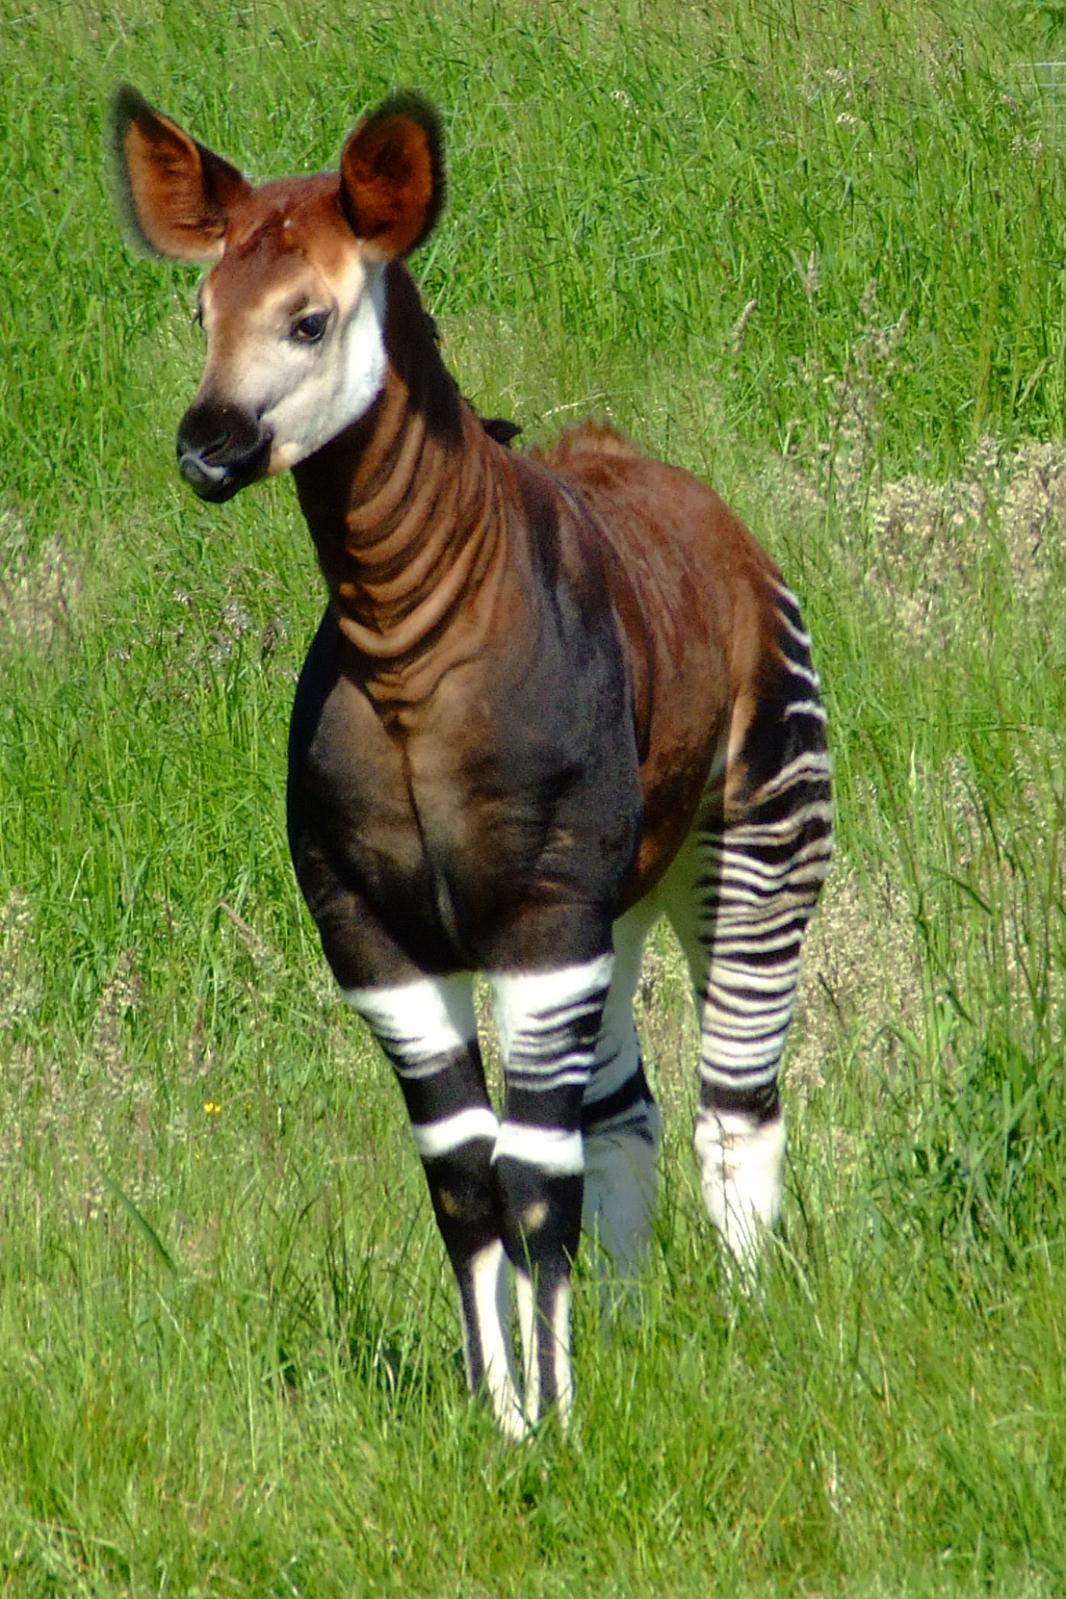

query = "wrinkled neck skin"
[{"left": 292, "top": 262, "right": 508, "bottom": 706}]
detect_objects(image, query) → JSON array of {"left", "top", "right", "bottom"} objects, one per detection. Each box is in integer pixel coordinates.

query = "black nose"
[{"left": 176, "top": 400, "right": 271, "bottom": 502}]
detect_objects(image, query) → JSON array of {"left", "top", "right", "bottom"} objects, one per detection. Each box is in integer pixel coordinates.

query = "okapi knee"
[{"left": 422, "top": 1138, "right": 500, "bottom": 1278}]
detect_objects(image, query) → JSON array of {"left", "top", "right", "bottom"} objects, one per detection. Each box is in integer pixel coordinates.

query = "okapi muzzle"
[{"left": 176, "top": 397, "right": 271, "bottom": 503}]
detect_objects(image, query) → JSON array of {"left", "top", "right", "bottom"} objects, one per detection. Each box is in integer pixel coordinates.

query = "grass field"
[{"left": 2, "top": 0, "right": 1065, "bottom": 1593}]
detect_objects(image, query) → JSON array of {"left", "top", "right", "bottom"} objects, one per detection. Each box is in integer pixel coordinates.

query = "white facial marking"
[{"left": 264, "top": 260, "right": 387, "bottom": 470}]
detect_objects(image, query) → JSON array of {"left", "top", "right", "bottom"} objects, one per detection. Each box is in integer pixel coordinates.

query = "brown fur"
[{"left": 535, "top": 420, "right": 641, "bottom": 466}]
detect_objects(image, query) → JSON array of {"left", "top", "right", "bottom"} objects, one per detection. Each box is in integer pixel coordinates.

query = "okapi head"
[{"left": 110, "top": 86, "right": 444, "bottom": 502}]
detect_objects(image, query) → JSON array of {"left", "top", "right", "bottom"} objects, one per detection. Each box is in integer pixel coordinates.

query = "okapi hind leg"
[
  {"left": 670, "top": 581, "right": 832, "bottom": 1264},
  {"left": 343, "top": 974, "right": 524, "bottom": 1437},
  {"left": 580, "top": 903, "right": 662, "bottom": 1287}
]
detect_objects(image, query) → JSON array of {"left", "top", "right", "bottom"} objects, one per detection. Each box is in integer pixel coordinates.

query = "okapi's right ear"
[
  {"left": 339, "top": 93, "right": 444, "bottom": 259},
  {"left": 109, "top": 85, "right": 251, "bottom": 262}
]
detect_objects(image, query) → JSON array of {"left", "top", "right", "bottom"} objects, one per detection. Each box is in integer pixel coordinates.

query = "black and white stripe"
[
  {"left": 343, "top": 975, "right": 523, "bottom": 1436},
  {"left": 346, "top": 958, "right": 626, "bottom": 1429},
  {"left": 489, "top": 955, "right": 613, "bottom": 1423},
  {"left": 674, "top": 581, "right": 832, "bottom": 1259}
]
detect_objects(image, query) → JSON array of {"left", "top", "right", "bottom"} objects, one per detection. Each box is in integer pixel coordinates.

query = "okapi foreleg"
[
  {"left": 343, "top": 975, "right": 523, "bottom": 1436},
  {"left": 490, "top": 955, "right": 612, "bottom": 1427}
]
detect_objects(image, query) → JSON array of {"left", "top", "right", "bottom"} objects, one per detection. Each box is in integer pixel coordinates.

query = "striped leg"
[
  {"left": 683, "top": 804, "right": 828, "bottom": 1262},
  {"left": 490, "top": 954, "right": 612, "bottom": 1428},
  {"left": 581, "top": 906, "right": 661, "bottom": 1285},
  {"left": 343, "top": 975, "right": 523, "bottom": 1437},
  {"left": 670, "top": 586, "right": 832, "bottom": 1263}
]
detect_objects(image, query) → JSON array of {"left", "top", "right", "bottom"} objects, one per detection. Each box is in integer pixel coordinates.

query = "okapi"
[{"left": 111, "top": 85, "right": 832, "bottom": 1436}]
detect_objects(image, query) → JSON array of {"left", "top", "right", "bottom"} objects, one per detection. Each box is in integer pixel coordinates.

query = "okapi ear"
[
  {"left": 109, "top": 84, "right": 251, "bottom": 263},
  {"left": 339, "top": 92, "right": 444, "bottom": 259}
]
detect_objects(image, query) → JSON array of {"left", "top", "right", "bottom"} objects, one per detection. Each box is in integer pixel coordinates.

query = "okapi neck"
[{"left": 292, "top": 266, "right": 504, "bottom": 667}]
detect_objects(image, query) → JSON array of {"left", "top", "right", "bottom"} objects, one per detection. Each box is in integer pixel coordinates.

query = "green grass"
[{"left": 1, "top": 0, "right": 1065, "bottom": 1592}]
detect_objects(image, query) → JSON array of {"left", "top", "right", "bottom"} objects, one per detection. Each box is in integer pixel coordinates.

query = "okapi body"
[{"left": 111, "top": 86, "right": 832, "bottom": 1435}]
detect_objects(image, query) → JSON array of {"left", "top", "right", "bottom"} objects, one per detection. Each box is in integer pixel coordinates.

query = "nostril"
[
  {"left": 176, "top": 427, "right": 230, "bottom": 463},
  {"left": 203, "top": 432, "right": 231, "bottom": 462},
  {"left": 177, "top": 398, "right": 262, "bottom": 463}
]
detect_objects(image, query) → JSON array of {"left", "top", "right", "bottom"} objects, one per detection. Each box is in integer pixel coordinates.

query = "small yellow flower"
[{"left": 203, "top": 1100, "right": 222, "bottom": 1115}]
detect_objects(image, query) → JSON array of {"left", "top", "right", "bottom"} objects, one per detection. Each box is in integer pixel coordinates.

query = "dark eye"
[{"left": 292, "top": 311, "right": 329, "bottom": 344}]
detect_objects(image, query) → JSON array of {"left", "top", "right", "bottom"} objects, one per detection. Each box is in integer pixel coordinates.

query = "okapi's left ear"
[
  {"left": 109, "top": 84, "right": 251, "bottom": 262},
  {"left": 339, "top": 93, "right": 444, "bottom": 259}
]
